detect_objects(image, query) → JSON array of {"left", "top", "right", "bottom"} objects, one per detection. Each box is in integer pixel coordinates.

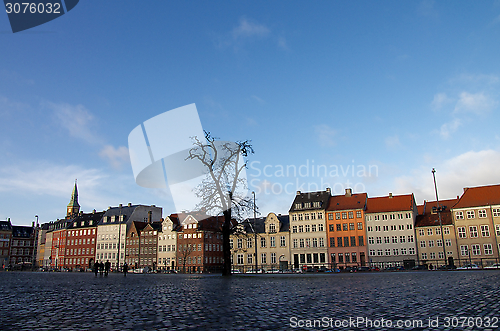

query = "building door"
[{"left": 293, "top": 254, "right": 299, "bottom": 269}]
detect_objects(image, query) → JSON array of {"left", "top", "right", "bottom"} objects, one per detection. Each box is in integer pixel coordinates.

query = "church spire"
[{"left": 67, "top": 179, "right": 80, "bottom": 218}]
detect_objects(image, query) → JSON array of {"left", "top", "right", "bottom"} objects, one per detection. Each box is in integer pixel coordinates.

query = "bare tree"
[
  {"left": 187, "top": 131, "right": 254, "bottom": 276},
  {"left": 180, "top": 244, "right": 194, "bottom": 273}
]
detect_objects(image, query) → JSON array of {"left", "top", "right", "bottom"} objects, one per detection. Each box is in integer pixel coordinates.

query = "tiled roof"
[
  {"left": 327, "top": 193, "right": 367, "bottom": 211},
  {"left": 415, "top": 199, "right": 458, "bottom": 227},
  {"left": 289, "top": 190, "right": 331, "bottom": 212},
  {"left": 12, "top": 226, "right": 34, "bottom": 238},
  {"left": 67, "top": 211, "right": 105, "bottom": 229},
  {"left": 366, "top": 194, "right": 415, "bottom": 213},
  {"left": 277, "top": 214, "right": 290, "bottom": 232},
  {"left": 452, "top": 184, "right": 500, "bottom": 209}
]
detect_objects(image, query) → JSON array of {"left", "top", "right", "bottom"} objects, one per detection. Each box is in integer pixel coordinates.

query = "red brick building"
[
  {"left": 125, "top": 220, "right": 162, "bottom": 270},
  {"left": 65, "top": 210, "right": 103, "bottom": 270},
  {"left": 175, "top": 213, "right": 227, "bottom": 273}
]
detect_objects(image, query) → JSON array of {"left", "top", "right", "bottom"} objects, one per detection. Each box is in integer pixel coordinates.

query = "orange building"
[{"left": 326, "top": 189, "right": 368, "bottom": 269}]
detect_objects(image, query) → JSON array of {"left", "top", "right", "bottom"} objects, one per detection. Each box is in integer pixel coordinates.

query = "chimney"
[
  {"left": 345, "top": 188, "right": 352, "bottom": 197},
  {"left": 148, "top": 210, "right": 152, "bottom": 223},
  {"left": 326, "top": 188, "right": 331, "bottom": 194},
  {"left": 93, "top": 209, "right": 96, "bottom": 214},
  {"left": 152, "top": 205, "right": 156, "bottom": 207},
  {"left": 128, "top": 203, "right": 132, "bottom": 207},
  {"left": 296, "top": 191, "right": 301, "bottom": 195},
  {"left": 108, "top": 206, "right": 111, "bottom": 210},
  {"left": 119, "top": 203, "right": 122, "bottom": 208},
  {"left": 389, "top": 193, "right": 393, "bottom": 198},
  {"left": 32, "top": 221, "right": 34, "bottom": 228}
]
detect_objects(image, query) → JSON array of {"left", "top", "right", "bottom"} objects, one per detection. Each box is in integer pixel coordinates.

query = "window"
[
  {"left": 369, "top": 250, "right": 375, "bottom": 256},
  {"left": 350, "top": 236, "right": 356, "bottom": 246},
  {"left": 329, "top": 213, "right": 334, "bottom": 220},
  {"left": 349, "top": 223, "right": 355, "bottom": 230},
  {"left": 421, "top": 253, "right": 427, "bottom": 260},
  {"left": 312, "top": 238, "right": 318, "bottom": 247},
  {"left": 229, "top": 239, "right": 233, "bottom": 249},
  {"left": 319, "top": 238, "right": 324, "bottom": 247},
  {"left": 445, "top": 239, "right": 452, "bottom": 247},
  {"left": 358, "top": 236, "right": 364, "bottom": 246},
  {"left": 261, "top": 253, "right": 267, "bottom": 264},
  {"left": 280, "top": 236, "right": 286, "bottom": 247},
  {"left": 270, "top": 237, "right": 276, "bottom": 248},
  {"left": 390, "top": 214, "right": 395, "bottom": 220},
  {"left": 391, "top": 236, "right": 397, "bottom": 244},
  {"left": 342, "top": 212, "right": 347, "bottom": 219},
  {"left": 269, "top": 224, "right": 276, "bottom": 233},
  {"left": 384, "top": 236, "right": 390, "bottom": 244},
  {"left": 356, "top": 211, "right": 362, "bottom": 218},
  {"left": 344, "top": 237, "right": 349, "bottom": 247},
  {"left": 336, "top": 224, "right": 342, "bottom": 231},
  {"left": 497, "top": 224, "right": 500, "bottom": 236},
  {"left": 300, "top": 239, "right": 305, "bottom": 248},
  {"left": 467, "top": 210, "right": 475, "bottom": 219},
  {"left": 375, "top": 226, "right": 381, "bottom": 231},
  {"left": 455, "top": 211, "right": 464, "bottom": 220},
  {"left": 292, "top": 226, "right": 297, "bottom": 233},
  {"left": 237, "top": 254, "right": 243, "bottom": 264},
  {"left": 345, "top": 253, "right": 350, "bottom": 263},
  {"left": 293, "top": 239, "right": 298, "bottom": 248},
  {"left": 458, "top": 227, "right": 466, "bottom": 238},
  {"left": 484, "top": 244, "right": 493, "bottom": 255},
  {"left": 436, "top": 239, "right": 442, "bottom": 247},
  {"left": 237, "top": 238, "right": 243, "bottom": 249},
  {"left": 329, "top": 224, "right": 334, "bottom": 232},
  {"left": 493, "top": 208, "right": 500, "bottom": 217},
  {"left": 298, "top": 214, "right": 303, "bottom": 221},
  {"left": 247, "top": 237, "right": 253, "bottom": 248},
  {"left": 460, "top": 245, "right": 468, "bottom": 256},
  {"left": 368, "top": 237, "right": 374, "bottom": 244},
  {"left": 435, "top": 227, "right": 441, "bottom": 235},
  {"left": 357, "top": 222, "right": 363, "bottom": 230},
  {"left": 383, "top": 225, "right": 388, "bottom": 231},
  {"left": 429, "top": 252, "right": 436, "bottom": 259},
  {"left": 338, "top": 253, "right": 344, "bottom": 263},
  {"left": 471, "top": 244, "right": 481, "bottom": 256},
  {"left": 408, "top": 247, "right": 415, "bottom": 255},
  {"left": 295, "top": 203, "right": 302, "bottom": 210},
  {"left": 427, "top": 228, "right": 433, "bottom": 236},
  {"left": 438, "top": 251, "right": 444, "bottom": 259},
  {"left": 377, "top": 249, "right": 383, "bottom": 256},
  {"left": 374, "top": 215, "right": 380, "bottom": 221},
  {"left": 318, "top": 224, "right": 324, "bottom": 232},
  {"left": 481, "top": 225, "right": 490, "bottom": 237},
  {"left": 330, "top": 237, "right": 335, "bottom": 247},
  {"left": 420, "top": 241, "right": 426, "bottom": 248},
  {"left": 318, "top": 213, "right": 323, "bottom": 220},
  {"left": 342, "top": 224, "right": 348, "bottom": 231},
  {"left": 385, "top": 249, "right": 391, "bottom": 256},
  {"left": 348, "top": 211, "right": 354, "bottom": 219},
  {"left": 247, "top": 254, "right": 253, "bottom": 264},
  {"left": 270, "top": 252, "right": 276, "bottom": 264},
  {"left": 376, "top": 237, "right": 382, "bottom": 244},
  {"left": 260, "top": 237, "right": 266, "bottom": 248},
  {"left": 401, "top": 248, "right": 407, "bottom": 255},
  {"left": 337, "top": 237, "right": 343, "bottom": 247},
  {"left": 428, "top": 240, "right": 434, "bottom": 247},
  {"left": 399, "top": 236, "right": 406, "bottom": 243},
  {"left": 292, "top": 214, "right": 297, "bottom": 221},
  {"left": 311, "top": 224, "right": 317, "bottom": 232},
  {"left": 305, "top": 225, "right": 310, "bottom": 232},
  {"left": 469, "top": 226, "right": 478, "bottom": 238},
  {"left": 298, "top": 225, "right": 303, "bottom": 233},
  {"left": 330, "top": 253, "right": 336, "bottom": 263},
  {"left": 407, "top": 224, "right": 413, "bottom": 230},
  {"left": 393, "top": 249, "right": 399, "bottom": 256},
  {"left": 382, "top": 215, "right": 388, "bottom": 220}
]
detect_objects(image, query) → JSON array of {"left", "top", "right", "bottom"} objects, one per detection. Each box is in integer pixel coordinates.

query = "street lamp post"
[
  {"left": 33, "top": 215, "right": 39, "bottom": 270},
  {"left": 432, "top": 168, "right": 448, "bottom": 269},
  {"left": 252, "top": 191, "right": 258, "bottom": 273}
]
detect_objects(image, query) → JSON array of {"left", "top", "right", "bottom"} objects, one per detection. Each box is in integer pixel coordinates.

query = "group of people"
[{"left": 93, "top": 260, "right": 129, "bottom": 277}]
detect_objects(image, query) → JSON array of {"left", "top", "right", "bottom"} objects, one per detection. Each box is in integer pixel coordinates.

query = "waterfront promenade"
[{"left": 0, "top": 271, "right": 499, "bottom": 330}]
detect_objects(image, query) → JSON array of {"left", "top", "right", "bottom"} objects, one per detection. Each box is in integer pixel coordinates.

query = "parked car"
[
  {"left": 357, "top": 266, "right": 371, "bottom": 272},
  {"left": 484, "top": 263, "right": 500, "bottom": 269},
  {"left": 412, "top": 265, "right": 427, "bottom": 270},
  {"left": 457, "top": 264, "right": 480, "bottom": 270},
  {"left": 370, "top": 266, "right": 380, "bottom": 272}
]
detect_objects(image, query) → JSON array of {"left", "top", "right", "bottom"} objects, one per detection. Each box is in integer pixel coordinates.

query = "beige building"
[
  {"left": 365, "top": 193, "right": 418, "bottom": 268},
  {"left": 157, "top": 216, "right": 178, "bottom": 271},
  {"left": 415, "top": 199, "right": 459, "bottom": 269},
  {"left": 231, "top": 212, "right": 290, "bottom": 272},
  {"left": 451, "top": 185, "right": 500, "bottom": 267},
  {"left": 289, "top": 189, "right": 330, "bottom": 270}
]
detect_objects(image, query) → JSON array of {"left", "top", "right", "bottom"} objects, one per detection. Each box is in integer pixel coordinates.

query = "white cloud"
[
  {"left": 439, "top": 118, "right": 461, "bottom": 139},
  {"left": 99, "top": 145, "right": 129, "bottom": 169},
  {"left": 417, "top": 0, "right": 439, "bottom": 19},
  {"left": 232, "top": 18, "right": 270, "bottom": 39},
  {"left": 314, "top": 124, "right": 337, "bottom": 147},
  {"left": 0, "top": 95, "right": 30, "bottom": 117},
  {"left": 251, "top": 95, "right": 266, "bottom": 104},
  {"left": 454, "top": 91, "right": 497, "bottom": 115},
  {"left": 393, "top": 149, "right": 500, "bottom": 203},
  {"left": 431, "top": 92, "right": 452, "bottom": 110},
  {"left": 49, "top": 102, "right": 101, "bottom": 144},
  {"left": 277, "top": 36, "right": 289, "bottom": 50},
  {"left": 385, "top": 135, "right": 402, "bottom": 149}
]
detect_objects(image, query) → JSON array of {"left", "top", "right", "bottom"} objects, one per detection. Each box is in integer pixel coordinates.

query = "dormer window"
[
  {"left": 295, "top": 203, "right": 302, "bottom": 209},
  {"left": 193, "top": 223, "right": 197, "bottom": 228},
  {"left": 269, "top": 224, "right": 276, "bottom": 233},
  {"left": 313, "top": 201, "right": 321, "bottom": 208},
  {"left": 304, "top": 202, "right": 311, "bottom": 208}
]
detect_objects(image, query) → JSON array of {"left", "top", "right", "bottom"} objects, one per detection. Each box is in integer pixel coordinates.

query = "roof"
[
  {"left": 236, "top": 213, "right": 290, "bottom": 234},
  {"left": 453, "top": 184, "right": 500, "bottom": 209},
  {"left": 366, "top": 193, "right": 415, "bottom": 213},
  {"left": 415, "top": 198, "right": 458, "bottom": 227},
  {"left": 12, "top": 226, "right": 34, "bottom": 238},
  {"left": 327, "top": 193, "right": 367, "bottom": 211},
  {"left": 289, "top": 189, "right": 331, "bottom": 212},
  {"left": 67, "top": 211, "right": 105, "bottom": 229},
  {"left": 67, "top": 181, "right": 80, "bottom": 208},
  {"left": 0, "top": 221, "right": 12, "bottom": 231}
]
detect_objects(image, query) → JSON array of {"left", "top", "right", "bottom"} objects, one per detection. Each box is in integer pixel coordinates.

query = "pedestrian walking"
[
  {"left": 99, "top": 261, "right": 104, "bottom": 276},
  {"left": 93, "top": 261, "right": 98, "bottom": 277},
  {"left": 123, "top": 262, "right": 128, "bottom": 277},
  {"left": 104, "top": 260, "right": 111, "bottom": 277}
]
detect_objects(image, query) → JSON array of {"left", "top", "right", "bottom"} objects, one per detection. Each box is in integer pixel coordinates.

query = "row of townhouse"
[
  {"left": 230, "top": 184, "right": 500, "bottom": 271},
  {"left": 0, "top": 219, "right": 37, "bottom": 269},
  {"left": 36, "top": 181, "right": 231, "bottom": 273}
]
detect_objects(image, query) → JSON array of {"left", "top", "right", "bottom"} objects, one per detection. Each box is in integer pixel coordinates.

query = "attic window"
[
  {"left": 295, "top": 203, "right": 302, "bottom": 209},
  {"left": 304, "top": 202, "right": 311, "bottom": 208},
  {"left": 313, "top": 201, "right": 321, "bottom": 208},
  {"left": 193, "top": 223, "right": 197, "bottom": 228}
]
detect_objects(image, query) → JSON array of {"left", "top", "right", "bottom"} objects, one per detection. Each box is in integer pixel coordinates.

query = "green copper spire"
[{"left": 68, "top": 180, "right": 80, "bottom": 208}]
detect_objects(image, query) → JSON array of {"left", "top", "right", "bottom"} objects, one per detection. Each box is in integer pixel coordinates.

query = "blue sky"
[{"left": 2, "top": 1, "right": 500, "bottom": 226}]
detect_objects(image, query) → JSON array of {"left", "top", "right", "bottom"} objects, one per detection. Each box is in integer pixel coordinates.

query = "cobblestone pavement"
[{"left": 0, "top": 270, "right": 499, "bottom": 331}]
